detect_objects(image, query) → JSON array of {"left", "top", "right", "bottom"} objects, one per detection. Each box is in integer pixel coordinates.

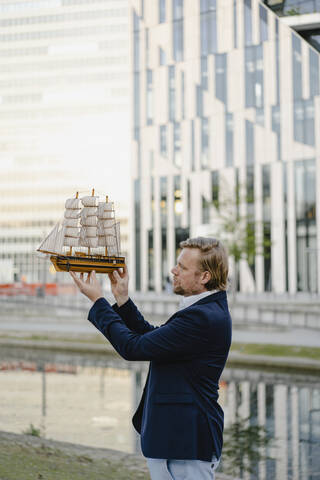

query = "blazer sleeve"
[
  {"left": 112, "top": 298, "right": 156, "bottom": 334},
  {"left": 88, "top": 297, "right": 209, "bottom": 362}
]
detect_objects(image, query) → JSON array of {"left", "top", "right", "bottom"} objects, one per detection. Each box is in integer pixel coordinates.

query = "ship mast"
[
  {"left": 88, "top": 188, "right": 95, "bottom": 256},
  {"left": 67, "top": 191, "right": 79, "bottom": 256},
  {"left": 105, "top": 195, "right": 108, "bottom": 257}
]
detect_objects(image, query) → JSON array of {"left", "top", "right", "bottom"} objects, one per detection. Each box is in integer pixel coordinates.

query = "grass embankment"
[
  {"left": 230, "top": 342, "right": 320, "bottom": 361},
  {"left": 0, "top": 432, "right": 149, "bottom": 480}
]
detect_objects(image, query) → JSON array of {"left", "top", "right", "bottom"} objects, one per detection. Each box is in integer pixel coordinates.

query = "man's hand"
[
  {"left": 108, "top": 265, "right": 129, "bottom": 307},
  {"left": 70, "top": 271, "right": 103, "bottom": 303}
]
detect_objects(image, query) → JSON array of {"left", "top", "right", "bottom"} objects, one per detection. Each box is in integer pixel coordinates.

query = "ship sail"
[
  {"left": 80, "top": 195, "right": 99, "bottom": 248},
  {"left": 63, "top": 197, "right": 81, "bottom": 248},
  {"left": 106, "top": 221, "right": 121, "bottom": 256},
  {"left": 37, "top": 222, "right": 65, "bottom": 255},
  {"left": 37, "top": 191, "right": 122, "bottom": 259}
]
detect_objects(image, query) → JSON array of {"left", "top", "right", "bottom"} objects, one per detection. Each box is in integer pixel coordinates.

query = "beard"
[{"left": 173, "top": 283, "right": 185, "bottom": 296}]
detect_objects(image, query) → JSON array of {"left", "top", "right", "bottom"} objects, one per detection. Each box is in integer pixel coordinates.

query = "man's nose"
[{"left": 171, "top": 266, "right": 177, "bottom": 275}]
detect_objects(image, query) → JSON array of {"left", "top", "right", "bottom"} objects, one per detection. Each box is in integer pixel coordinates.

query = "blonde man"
[{"left": 71, "top": 237, "right": 232, "bottom": 480}]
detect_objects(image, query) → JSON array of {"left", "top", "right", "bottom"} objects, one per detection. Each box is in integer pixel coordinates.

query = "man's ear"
[{"left": 201, "top": 271, "right": 211, "bottom": 285}]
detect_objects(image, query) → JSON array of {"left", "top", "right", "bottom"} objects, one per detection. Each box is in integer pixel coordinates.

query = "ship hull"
[{"left": 50, "top": 255, "right": 125, "bottom": 274}]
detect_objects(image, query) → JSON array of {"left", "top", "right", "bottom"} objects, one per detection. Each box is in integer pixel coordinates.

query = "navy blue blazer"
[{"left": 88, "top": 290, "right": 232, "bottom": 461}]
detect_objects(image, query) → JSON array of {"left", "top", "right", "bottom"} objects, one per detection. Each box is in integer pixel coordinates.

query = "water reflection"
[{"left": 0, "top": 346, "right": 319, "bottom": 479}]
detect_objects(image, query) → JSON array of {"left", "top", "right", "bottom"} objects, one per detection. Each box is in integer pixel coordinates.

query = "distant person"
[{"left": 70, "top": 237, "right": 232, "bottom": 480}]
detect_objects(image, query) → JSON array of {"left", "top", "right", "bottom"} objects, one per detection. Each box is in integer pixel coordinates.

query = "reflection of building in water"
[
  {"left": 131, "top": 0, "right": 320, "bottom": 295},
  {"left": 222, "top": 369, "right": 320, "bottom": 480},
  {"left": 0, "top": 0, "right": 130, "bottom": 283}
]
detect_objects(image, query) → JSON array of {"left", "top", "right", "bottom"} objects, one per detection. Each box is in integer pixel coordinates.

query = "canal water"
[{"left": 0, "top": 345, "right": 319, "bottom": 480}]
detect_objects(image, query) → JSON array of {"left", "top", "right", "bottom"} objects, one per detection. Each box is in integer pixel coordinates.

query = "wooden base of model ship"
[{"left": 50, "top": 254, "right": 125, "bottom": 274}]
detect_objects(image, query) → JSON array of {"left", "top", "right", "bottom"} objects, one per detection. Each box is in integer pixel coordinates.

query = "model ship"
[{"left": 37, "top": 189, "right": 125, "bottom": 273}]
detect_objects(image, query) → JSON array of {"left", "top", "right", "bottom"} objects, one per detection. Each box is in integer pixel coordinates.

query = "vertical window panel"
[
  {"left": 160, "top": 125, "right": 167, "bottom": 156},
  {"left": 292, "top": 33, "right": 302, "bottom": 100},
  {"left": 244, "top": 0, "right": 252, "bottom": 46},
  {"left": 181, "top": 71, "right": 185, "bottom": 119},
  {"left": 309, "top": 48, "right": 319, "bottom": 97},
  {"left": 201, "top": 117, "right": 209, "bottom": 169},
  {"left": 215, "top": 53, "right": 227, "bottom": 105},
  {"left": 259, "top": 4, "right": 268, "bottom": 43},
  {"left": 233, "top": 0, "right": 238, "bottom": 49},
  {"left": 168, "top": 65, "right": 175, "bottom": 121},
  {"left": 146, "top": 69, "right": 153, "bottom": 125},
  {"left": 226, "top": 113, "right": 234, "bottom": 167},
  {"left": 173, "top": 122, "right": 182, "bottom": 167},
  {"left": 246, "top": 119, "right": 254, "bottom": 165},
  {"left": 159, "top": 0, "right": 166, "bottom": 23}
]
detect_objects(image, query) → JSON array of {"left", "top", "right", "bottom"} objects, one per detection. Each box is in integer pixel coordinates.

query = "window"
[
  {"left": 173, "top": 0, "right": 183, "bottom": 19},
  {"left": 245, "top": 45, "right": 264, "bottom": 108},
  {"left": 146, "top": 69, "right": 153, "bottom": 125},
  {"left": 233, "top": 0, "right": 238, "bottom": 48},
  {"left": 201, "top": 117, "right": 209, "bottom": 169},
  {"left": 160, "top": 177, "right": 168, "bottom": 289},
  {"left": 292, "top": 33, "right": 302, "bottom": 100},
  {"left": 173, "top": 122, "right": 182, "bottom": 167},
  {"left": 201, "top": 56, "right": 208, "bottom": 89},
  {"left": 309, "top": 48, "right": 319, "bottom": 97},
  {"left": 160, "top": 177, "right": 167, "bottom": 228},
  {"left": 200, "top": 2, "right": 217, "bottom": 55},
  {"left": 133, "top": 72, "right": 140, "bottom": 129},
  {"left": 262, "top": 165, "right": 271, "bottom": 291},
  {"left": 172, "top": 0, "right": 183, "bottom": 61},
  {"left": 294, "top": 100, "right": 315, "bottom": 147},
  {"left": 159, "top": 0, "right": 166, "bottom": 23},
  {"left": 160, "top": 125, "right": 167, "bottom": 156},
  {"left": 226, "top": 113, "right": 234, "bottom": 167},
  {"left": 159, "top": 46, "right": 166, "bottom": 65},
  {"left": 181, "top": 71, "right": 185, "bottom": 119},
  {"left": 191, "top": 120, "right": 195, "bottom": 171},
  {"left": 174, "top": 175, "right": 182, "bottom": 226},
  {"left": 196, "top": 85, "right": 203, "bottom": 117},
  {"left": 295, "top": 159, "right": 317, "bottom": 292},
  {"left": 168, "top": 66, "right": 175, "bottom": 121},
  {"left": 259, "top": 4, "right": 268, "bottom": 43},
  {"left": 134, "top": 179, "right": 141, "bottom": 290},
  {"left": 272, "top": 105, "right": 281, "bottom": 160},
  {"left": 244, "top": 0, "right": 252, "bottom": 46},
  {"left": 215, "top": 54, "right": 227, "bottom": 105},
  {"left": 211, "top": 171, "right": 219, "bottom": 206},
  {"left": 246, "top": 120, "right": 254, "bottom": 165}
]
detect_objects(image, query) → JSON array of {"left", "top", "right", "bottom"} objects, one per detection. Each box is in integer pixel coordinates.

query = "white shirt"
[{"left": 179, "top": 290, "right": 219, "bottom": 311}]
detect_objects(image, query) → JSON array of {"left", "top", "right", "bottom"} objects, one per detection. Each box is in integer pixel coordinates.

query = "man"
[{"left": 70, "top": 237, "right": 232, "bottom": 480}]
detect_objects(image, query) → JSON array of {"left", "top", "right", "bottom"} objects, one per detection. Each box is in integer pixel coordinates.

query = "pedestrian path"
[{"left": 232, "top": 326, "right": 320, "bottom": 348}]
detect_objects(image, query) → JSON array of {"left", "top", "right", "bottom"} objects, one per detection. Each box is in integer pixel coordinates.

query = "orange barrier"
[{"left": 0, "top": 282, "right": 77, "bottom": 296}]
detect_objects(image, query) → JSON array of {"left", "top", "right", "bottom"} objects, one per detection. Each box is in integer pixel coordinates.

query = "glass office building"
[
  {"left": 0, "top": 0, "right": 130, "bottom": 283},
  {"left": 131, "top": 0, "right": 320, "bottom": 294}
]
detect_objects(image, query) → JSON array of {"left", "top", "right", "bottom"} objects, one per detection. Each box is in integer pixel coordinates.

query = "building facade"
[
  {"left": 131, "top": 0, "right": 320, "bottom": 294},
  {"left": 0, "top": 0, "right": 130, "bottom": 283}
]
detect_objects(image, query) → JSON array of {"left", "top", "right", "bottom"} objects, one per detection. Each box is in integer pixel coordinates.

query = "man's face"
[{"left": 171, "top": 248, "right": 208, "bottom": 297}]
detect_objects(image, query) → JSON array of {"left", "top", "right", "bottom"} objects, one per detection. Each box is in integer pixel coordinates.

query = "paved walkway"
[
  {"left": 232, "top": 325, "right": 320, "bottom": 348},
  {"left": 1, "top": 301, "right": 319, "bottom": 348}
]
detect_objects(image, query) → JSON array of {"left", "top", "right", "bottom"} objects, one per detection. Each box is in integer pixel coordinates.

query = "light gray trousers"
[{"left": 146, "top": 456, "right": 220, "bottom": 480}]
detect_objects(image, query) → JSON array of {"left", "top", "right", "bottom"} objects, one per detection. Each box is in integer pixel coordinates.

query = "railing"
[{"left": 1, "top": 290, "right": 319, "bottom": 329}]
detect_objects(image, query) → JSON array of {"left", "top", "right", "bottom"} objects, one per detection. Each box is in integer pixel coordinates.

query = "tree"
[
  {"left": 212, "top": 179, "right": 271, "bottom": 300},
  {"left": 222, "top": 416, "right": 274, "bottom": 478}
]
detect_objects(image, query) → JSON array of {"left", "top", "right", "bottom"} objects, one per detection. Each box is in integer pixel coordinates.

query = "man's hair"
[{"left": 179, "top": 237, "right": 228, "bottom": 291}]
